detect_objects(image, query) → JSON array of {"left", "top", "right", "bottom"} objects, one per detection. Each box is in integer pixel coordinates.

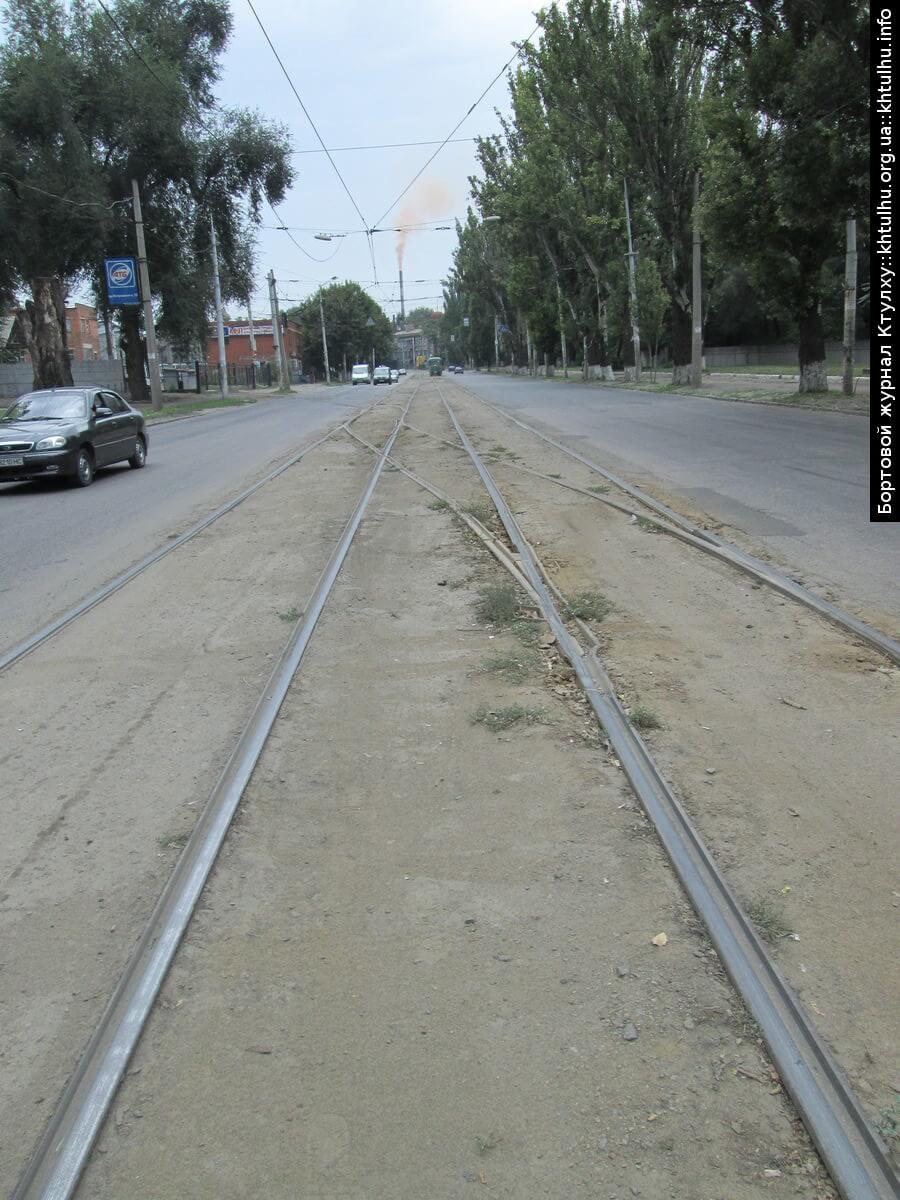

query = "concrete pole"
[
  {"left": 842, "top": 216, "right": 857, "bottom": 396},
  {"left": 209, "top": 216, "right": 227, "bottom": 402},
  {"left": 267, "top": 270, "right": 290, "bottom": 392},
  {"left": 246, "top": 300, "right": 257, "bottom": 389},
  {"left": 623, "top": 177, "right": 641, "bottom": 384},
  {"left": 130, "top": 179, "right": 163, "bottom": 411},
  {"left": 319, "top": 293, "right": 331, "bottom": 383},
  {"left": 690, "top": 170, "right": 703, "bottom": 389},
  {"left": 493, "top": 312, "right": 500, "bottom": 369}
]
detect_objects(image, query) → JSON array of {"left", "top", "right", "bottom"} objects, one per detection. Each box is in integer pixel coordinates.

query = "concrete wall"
[
  {"left": 0, "top": 359, "right": 127, "bottom": 400},
  {"left": 704, "top": 341, "right": 870, "bottom": 369}
]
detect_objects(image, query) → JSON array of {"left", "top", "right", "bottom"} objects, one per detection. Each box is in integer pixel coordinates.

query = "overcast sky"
[{"left": 213, "top": 0, "right": 539, "bottom": 321}]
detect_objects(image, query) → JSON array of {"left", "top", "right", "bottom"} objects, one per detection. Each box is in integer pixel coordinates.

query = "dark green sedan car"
[{"left": 0, "top": 387, "right": 148, "bottom": 488}]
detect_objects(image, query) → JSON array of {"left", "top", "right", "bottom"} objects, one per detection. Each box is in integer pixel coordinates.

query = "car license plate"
[{"left": 0, "top": 454, "right": 24, "bottom": 466}]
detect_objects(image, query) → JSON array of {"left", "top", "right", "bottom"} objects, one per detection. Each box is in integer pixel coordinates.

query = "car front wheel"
[
  {"left": 73, "top": 448, "right": 95, "bottom": 488},
  {"left": 128, "top": 434, "right": 147, "bottom": 469}
]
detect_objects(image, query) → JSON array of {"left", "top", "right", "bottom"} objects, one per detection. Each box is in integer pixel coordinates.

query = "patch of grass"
[
  {"left": 564, "top": 590, "right": 612, "bottom": 621},
  {"left": 876, "top": 1097, "right": 899, "bottom": 1145},
  {"left": 277, "top": 606, "right": 302, "bottom": 623},
  {"left": 157, "top": 830, "right": 190, "bottom": 850},
  {"left": 471, "top": 704, "right": 547, "bottom": 732},
  {"left": 636, "top": 516, "right": 662, "bottom": 533},
  {"left": 588, "top": 484, "right": 610, "bottom": 494},
  {"left": 475, "top": 583, "right": 523, "bottom": 626},
  {"left": 480, "top": 651, "right": 538, "bottom": 683},
  {"left": 141, "top": 395, "right": 255, "bottom": 422},
  {"left": 475, "top": 1131, "right": 501, "bottom": 1155},
  {"left": 512, "top": 618, "right": 542, "bottom": 646},
  {"left": 428, "top": 497, "right": 450, "bottom": 511},
  {"left": 462, "top": 498, "right": 496, "bottom": 525},
  {"left": 629, "top": 704, "right": 661, "bottom": 730},
  {"left": 745, "top": 895, "right": 792, "bottom": 944},
  {"left": 488, "top": 443, "right": 520, "bottom": 460}
]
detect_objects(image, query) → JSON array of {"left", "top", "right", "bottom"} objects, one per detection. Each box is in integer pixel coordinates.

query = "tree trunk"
[
  {"left": 798, "top": 302, "right": 828, "bottom": 393},
  {"left": 21, "top": 277, "right": 73, "bottom": 390},
  {"left": 597, "top": 297, "right": 614, "bottom": 380},
  {"left": 120, "top": 308, "right": 149, "bottom": 406},
  {"left": 670, "top": 302, "right": 692, "bottom": 384}
]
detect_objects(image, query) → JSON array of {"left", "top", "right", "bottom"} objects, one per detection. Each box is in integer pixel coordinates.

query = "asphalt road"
[
  {"left": 0, "top": 384, "right": 377, "bottom": 650},
  {"left": 448, "top": 373, "right": 899, "bottom": 627}
]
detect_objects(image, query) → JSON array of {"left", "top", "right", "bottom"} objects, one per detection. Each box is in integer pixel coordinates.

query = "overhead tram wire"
[
  {"left": 371, "top": 17, "right": 544, "bottom": 231},
  {"left": 267, "top": 201, "right": 348, "bottom": 265},
  {"left": 0, "top": 173, "right": 130, "bottom": 217},
  {"left": 292, "top": 137, "right": 477, "bottom": 156},
  {"left": 245, "top": 0, "right": 371, "bottom": 231},
  {"left": 85, "top": 1, "right": 358, "bottom": 309}
]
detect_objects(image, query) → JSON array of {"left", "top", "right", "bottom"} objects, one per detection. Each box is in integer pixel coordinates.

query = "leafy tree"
[
  {"left": 700, "top": 0, "right": 869, "bottom": 391},
  {"left": 0, "top": 0, "right": 292, "bottom": 398},
  {"left": 287, "top": 282, "right": 394, "bottom": 378},
  {"left": 404, "top": 306, "right": 443, "bottom": 350},
  {"left": 635, "top": 255, "right": 670, "bottom": 378}
]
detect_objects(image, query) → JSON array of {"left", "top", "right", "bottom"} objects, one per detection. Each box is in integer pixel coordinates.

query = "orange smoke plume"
[{"left": 395, "top": 179, "right": 453, "bottom": 269}]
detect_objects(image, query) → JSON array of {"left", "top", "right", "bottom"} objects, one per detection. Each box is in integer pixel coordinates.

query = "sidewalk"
[{"left": 492, "top": 368, "right": 869, "bottom": 415}]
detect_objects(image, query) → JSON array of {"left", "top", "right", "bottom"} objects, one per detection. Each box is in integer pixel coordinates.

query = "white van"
[{"left": 351, "top": 363, "right": 371, "bottom": 386}]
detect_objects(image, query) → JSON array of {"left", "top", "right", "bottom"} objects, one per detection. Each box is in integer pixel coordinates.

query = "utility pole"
[
  {"left": 318, "top": 293, "right": 331, "bottom": 384},
  {"left": 246, "top": 297, "right": 257, "bottom": 389},
  {"left": 267, "top": 270, "right": 291, "bottom": 392},
  {"left": 690, "top": 170, "right": 703, "bottom": 390},
  {"left": 130, "top": 179, "right": 163, "bottom": 411},
  {"left": 493, "top": 312, "right": 500, "bottom": 369},
  {"left": 623, "top": 177, "right": 641, "bottom": 384},
  {"left": 842, "top": 215, "right": 857, "bottom": 397},
  {"left": 209, "top": 216, "right": 227, "bottom": 402}
]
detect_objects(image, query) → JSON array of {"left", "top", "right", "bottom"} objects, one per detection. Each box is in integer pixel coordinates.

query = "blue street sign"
[{"left": 104, "top": 257, "right": 140, "bottom": 306}]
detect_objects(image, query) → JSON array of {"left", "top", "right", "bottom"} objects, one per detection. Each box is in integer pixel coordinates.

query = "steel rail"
[
  {"left": 0, "top": 393, "right": 390, "bottom": 675},
  {"left": 459, "top": 385, "right": 900, "bottom": 665},
  {"left": 439, "top": 386, "right": 898, "bottom": 1200},
  {"left": 11, "top": 391, "right": 414, "bottom": 1200}
]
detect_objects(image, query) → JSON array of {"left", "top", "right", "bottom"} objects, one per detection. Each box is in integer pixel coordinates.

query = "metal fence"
[{"left": 194, "top": 361, "right": 281, "bottom": 391}]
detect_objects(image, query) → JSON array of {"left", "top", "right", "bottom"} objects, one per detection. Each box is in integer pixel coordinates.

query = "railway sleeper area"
[{"left": 2, "top": 379, "right": 897, "bottom": 1200}]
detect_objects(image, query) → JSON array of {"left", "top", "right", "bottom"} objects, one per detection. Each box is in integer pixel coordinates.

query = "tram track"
[
  {"left": 0, "top": 391, "right": 390, "bottom": 675},
  {"left": 434, "top": 380, "right": 898, "bottom": 1200},
  {"left": 10, "top": 391, "right": 414, "bottom": 1200},
  {"left": 451, "top": 381, "right": 900, "bottom": 665},
  {"left": 4, "top": 378, "right": 896, "bottom": 1199}
]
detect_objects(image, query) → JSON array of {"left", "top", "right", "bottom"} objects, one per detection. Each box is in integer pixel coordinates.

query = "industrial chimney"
[{"left": 399, "top": 269, "right": 406, "bottom": 324}]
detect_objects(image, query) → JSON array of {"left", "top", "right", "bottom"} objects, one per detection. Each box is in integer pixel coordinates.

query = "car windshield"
[{"left": 1, "top": 392, "right": 86, "bottom": 422}]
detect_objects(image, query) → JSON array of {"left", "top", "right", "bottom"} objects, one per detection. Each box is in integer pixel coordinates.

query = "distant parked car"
[
  {"left": 351, "top": 363, "right": 371, "bottom": 385},
  {"left": 398, "top": 368, "right": 407, "bottom": 375},
  {"left": 0, "top": 388, "right": 148, "bottom": 488},
  {"left": 373, "top": 366, "right": 392, "bottom": 385}
]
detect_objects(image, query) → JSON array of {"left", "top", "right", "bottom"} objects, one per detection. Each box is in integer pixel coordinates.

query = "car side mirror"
[{"left": 93, "top": 406, "right": 113, "bottom": 419}]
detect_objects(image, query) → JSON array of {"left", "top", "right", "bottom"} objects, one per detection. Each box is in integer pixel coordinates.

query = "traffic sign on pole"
[{"left": 104, "top": 258, "right": 140, "bottom": 306}]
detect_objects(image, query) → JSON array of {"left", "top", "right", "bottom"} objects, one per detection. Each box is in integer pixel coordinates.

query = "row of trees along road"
[
  {"left": 439, "top": 0, "right": 869, "bottom": 393},
  {"left": 286, "top": 283, "right": 395, "bottom": 379},
  {"left": 0, "top": 0, "right": 293, "bottom": 403}
]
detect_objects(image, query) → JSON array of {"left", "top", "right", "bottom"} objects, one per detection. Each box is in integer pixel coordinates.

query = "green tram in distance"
[{"left": 426, "top": 355, "right": 443, "bottom": 376}]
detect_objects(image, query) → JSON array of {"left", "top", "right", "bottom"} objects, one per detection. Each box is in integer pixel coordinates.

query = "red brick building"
[
  {"left": 65, "top": 303, "right": 101, "bottom": 361},
  {"left": 205, "top": 318, "right": 302, "bottom": 368}
]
